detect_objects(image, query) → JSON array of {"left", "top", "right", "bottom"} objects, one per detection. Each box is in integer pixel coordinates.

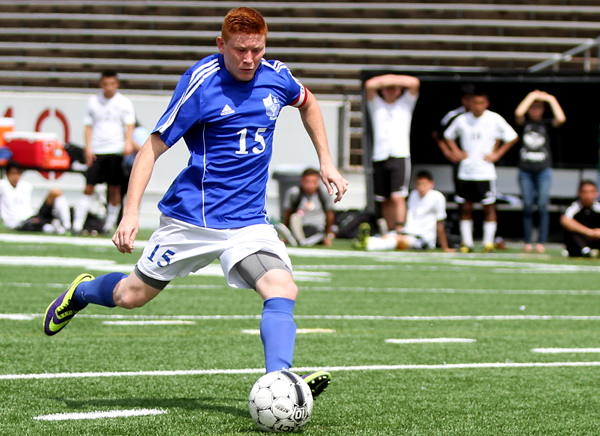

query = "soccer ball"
[{"left": 248, "top": 370, "right": 313, "bottom": 432}]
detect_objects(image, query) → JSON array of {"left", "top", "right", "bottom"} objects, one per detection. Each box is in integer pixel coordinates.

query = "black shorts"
[
  {"left": 85, "top": 154, "right": 125, "bottom": 186},
  {"left": 454, "top": 180, "right": 496, "bottom": 205},
  {"left": 373, "top": 157, "right": 410, "bottom": 201}
]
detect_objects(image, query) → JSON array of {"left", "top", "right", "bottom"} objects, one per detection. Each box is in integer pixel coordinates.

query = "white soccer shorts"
[{"left": 136, "top": 215, "right": 293, "bottom": 289}]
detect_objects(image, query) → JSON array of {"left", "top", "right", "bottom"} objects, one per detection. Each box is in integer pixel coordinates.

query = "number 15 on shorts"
[{"left": 147, "top": 244, "right": 175, "bottom": 267}]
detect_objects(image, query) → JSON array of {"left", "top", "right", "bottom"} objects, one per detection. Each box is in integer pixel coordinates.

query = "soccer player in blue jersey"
[{"left": 43, "top": 7, "right": 348, "bottom": 399}]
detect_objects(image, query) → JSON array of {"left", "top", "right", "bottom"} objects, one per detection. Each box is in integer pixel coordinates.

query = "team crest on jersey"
[{"left": 263, "top": 94, "right": 281, "bottom": 120}]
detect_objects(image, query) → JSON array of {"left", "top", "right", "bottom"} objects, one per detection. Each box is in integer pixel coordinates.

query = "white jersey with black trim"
[
  {"left": 153, "top": 54, "right": 308, "bottom": 229},
  {"left": 444, "top": 110, "right": 518, "bottom": 181},
  {"left": 403, "top": 189, "right": 447, "bottom": 249},
  {"left": 83, "top": 92, "right": 135, "bottom": 154},
  {"left": 0, "top": 179, "right": 34, "bottom": 229}
]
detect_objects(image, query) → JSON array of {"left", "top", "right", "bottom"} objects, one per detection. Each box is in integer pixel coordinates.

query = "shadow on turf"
[{"left": 53, "top": 396, "right": 249, "bottom": 418}]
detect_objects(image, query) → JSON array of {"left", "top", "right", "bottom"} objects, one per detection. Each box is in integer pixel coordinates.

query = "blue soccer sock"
[
  {"left": 74, "top": 272, "right": 126, "bottom": 308},
  {"left": 260, "top": 297, "right": 297, "bottom": 373}
]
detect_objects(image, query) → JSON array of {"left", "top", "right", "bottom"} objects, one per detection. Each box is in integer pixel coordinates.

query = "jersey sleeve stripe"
[
  {"left": 156, "top": 60, "right": 220, "bottom": 134},
  {"left": 290, "top": 84, "right": 308, "bottom": 108}
]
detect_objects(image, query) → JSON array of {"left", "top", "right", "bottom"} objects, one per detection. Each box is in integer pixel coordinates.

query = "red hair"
[{"left": 221, "top": 7, "right": 268, "bottom": 42}]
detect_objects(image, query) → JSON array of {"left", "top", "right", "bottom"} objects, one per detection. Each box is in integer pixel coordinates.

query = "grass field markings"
[
  {"left": 33, "top": 408, "right": 167, "bottom": 421},
  {"left": 385, "top": 338, "right": 477, "bottom": 344},
  {"left": 241, "top": 328, "right": 335, "bottom": 334},
  {"left": 0, "top": 314, "right": 35, "bottom": 320},
  {"left": 306, "top": 286, "right": 600, "bottom": 295},
  {"left": 7, "top": 313, "right": 600, "bottom": 322},
  {"left": 102, "top": 320, "right": 197, "bottom": 325},
  {"left": 5, "top": 361, "right": 600, "bottom": 381},
  {"left": 531, "top": 348, "right": 600, "bottom": 353},
  {"left": 0, "top": 233, "right": 149, "bottom": 248},
  {"left": 0, "top": 234, "right": 561, "bottom": 264}
]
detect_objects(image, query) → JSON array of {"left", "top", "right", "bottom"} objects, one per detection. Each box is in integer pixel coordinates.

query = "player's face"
[
  {"left": 300, "top": 174, "right": 320, "bottom": 195},
  {"left": 217, "top": 33, "right": 266, "bottom": 82},
  {"left": 579, "top": 183, "right": 598, "bottom": 208},
  {"left": 527, "top": 101, "right": 545, "bottom": 121},
  {"left": 381, "top": 86, "right": 402, "bottom": 104},
  {"left": 470, "top": 96, "right": 489, "bottom": 117},
  {"left": 100, "top": 76, "right": 119, "bottom": 99},
  {"left": 7, "top": 168, "right": 21, "bottom": 188},
  {"left": 415, "top": 177, "right": 433, "bottom": 197}
]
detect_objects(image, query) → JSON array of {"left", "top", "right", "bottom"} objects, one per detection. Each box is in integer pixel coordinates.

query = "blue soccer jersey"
[{"left": 153, "top": 53, "right": 308, "bottom": 229}]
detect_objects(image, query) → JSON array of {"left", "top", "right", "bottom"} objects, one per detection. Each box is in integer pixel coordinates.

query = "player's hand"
[
  {"left": 84, "top": 149, "right": 96, "bottom": 167},
  {"left": 320, "top": 164, "right": 349, "bottom": 203},
  {"left": 484, "top": 152, "right": 500, "bottom": 163},
  {"left": 112, "top": 213, "right": 139, "bottom": 254},
  {"left": 452, "top": 150, "right": 468, "bottom": 161},
  {"left": 589, "top": 228, "right": 600, "bottom": 239},
  {"left": 123, "top": 142, "right": 134, "bottom": 156},
  {"left": 443, "top": 247, "right": 457, "bottom": 252},
  {"left": 323, "top": 236, "right": 333, "bottom": 247}
]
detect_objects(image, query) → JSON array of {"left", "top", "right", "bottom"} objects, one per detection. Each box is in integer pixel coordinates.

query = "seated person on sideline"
[
  {"left": 356, "top": 170, "right": 455, "bottom": 252},
  {"left": 277, "top": 168, "right": 335, "bottom": 247},
  {"left": 0, "top": 160, "right": 71, "bottom": 234},
  {"left": 560, "top": 180, "right": 600, "bottom": 258}
]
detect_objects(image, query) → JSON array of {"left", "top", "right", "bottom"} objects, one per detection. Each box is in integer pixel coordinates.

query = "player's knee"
[{"left": 113, "top": 282, "right": 150, "bottom": 309}]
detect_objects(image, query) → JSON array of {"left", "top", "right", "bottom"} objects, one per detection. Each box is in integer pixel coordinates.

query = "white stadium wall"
[{"left": 0, "top": 91, "right": 365, "bottom": 229}]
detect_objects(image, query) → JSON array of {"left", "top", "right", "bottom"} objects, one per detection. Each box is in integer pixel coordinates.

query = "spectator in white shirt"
[
  {"left": 71, "top": 70, "right": 135, "bottom": 235},
  {"left": 356, "top": 170, "right": 454, "bottom": 252},
  {"left": 444, "top": 90, "right": 519, "bottom": 253},
  {"left": 365, "top": 74, "right": 420, "bottom": 234}
]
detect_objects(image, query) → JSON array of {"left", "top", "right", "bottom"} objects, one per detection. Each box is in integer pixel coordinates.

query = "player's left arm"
[
  {"left": 298, "top": 90, "right": 348, "bottom": 203},
  {"left": 436, "top": 220, "right": 455, "bottom": 252},
  {"left": 485, "top": 137, "right": 519, "bottom": 163},
  {"left": 123, "top": 123, "right": 135, "bottom": 155}
]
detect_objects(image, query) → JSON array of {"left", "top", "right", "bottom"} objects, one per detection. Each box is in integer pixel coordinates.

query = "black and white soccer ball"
[{"left": 248, "top": 370, "right": 313, "bottom": 432}]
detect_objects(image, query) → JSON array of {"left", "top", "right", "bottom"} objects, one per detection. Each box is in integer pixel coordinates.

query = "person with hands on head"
[
  {"left": 43, "top": 7, "right": 347, "bottom": 400},
  {"left": 365, "top": 73, "right": 420, "bottom": 234},
  {"left": 514, "top": 90, "right": 566, "bottom": 254}
]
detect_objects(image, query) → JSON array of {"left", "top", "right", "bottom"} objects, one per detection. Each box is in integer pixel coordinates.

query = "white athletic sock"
[
  {"left": 53, "top": 194, "right": 71, "bottom": 229},
  {"left": 366, "top": 236, "right": 397, "bottom": 251},
  {"left": 104, "top": 203, "right": 121, "bottom": 231},
  {"left": 483, "top": 221, "right": 497, "bottom": 246},
  {"left": 72, "top": 194, "right": 92, "bottom": 232},
  {"left": 460, "top": 220, "right": 474, "bottom": 248}
]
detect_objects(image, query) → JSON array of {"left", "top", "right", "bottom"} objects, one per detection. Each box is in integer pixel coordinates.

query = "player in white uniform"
[
  {"left": 0, "top": 161, "right": 71, "bottom": 233},
  {"left": 357, "top": 171, "right": 454, "bottom": 252},
  {"left": 444, "top": 91, "right": 518, "bottom": 252},
  {"left": 365, "top": 74, "right": 420, "bottom": 234},
  {"left": 43, "top": 7, "right": 348, "bottom": 399},
  {"left": 72, "top": 70, "right": 135, "bottom": 235}
]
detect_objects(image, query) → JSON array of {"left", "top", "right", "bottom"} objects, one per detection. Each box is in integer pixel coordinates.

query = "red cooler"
[{"left": 4, "top": 131, "right": 70, "bottom": 170}]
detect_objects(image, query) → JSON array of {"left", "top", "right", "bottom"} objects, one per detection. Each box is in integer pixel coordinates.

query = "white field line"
[
  {"left": 307, "top": 286, "right": 600, "bottom": 295},
  {"left": 102, "top": 320, "right": 197, "bottom": 325},
  {"left": 0, "top": 258, "right": 329, "bottom": 281},
  {"left": 241, "top": 328, "right": 335, "bottom": 335},
  {"left": 33, "top": 408, "right": 167, "bottom": 421},
  {"left": 6, "top": 313, "right": 600, "bottom": 322},
  {"left": 5, "top": 361, "right": 600, "bottom": 381},
  {"left": 532, "top": 348, "right": 600, "bottom": 353},
  {"left": 386, "top": 338, "right": 476, "bottom": 344}
]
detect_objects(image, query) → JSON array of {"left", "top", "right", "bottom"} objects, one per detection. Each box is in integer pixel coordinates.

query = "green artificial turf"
[{"left": 1, "top": 234, "right": 600, "bottom": 435}]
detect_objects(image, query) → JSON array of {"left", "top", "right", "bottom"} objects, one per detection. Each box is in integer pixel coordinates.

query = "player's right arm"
[
  {"left": 298, "top": 90, "right": 348, "bottom": 203},
  {"left": 113, "top": 133, "right": 169, "bottom": 254},
  {"left": 560, "top": 214, "right": 600, "bottom": 239}
]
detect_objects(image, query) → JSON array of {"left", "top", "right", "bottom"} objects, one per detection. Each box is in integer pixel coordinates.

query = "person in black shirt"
[
  {"left": 561, "top": 180, "right": 600, "bottom": 257},
  {"left": 515, "top": 90, "right": 566, "bottom": 254}
]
